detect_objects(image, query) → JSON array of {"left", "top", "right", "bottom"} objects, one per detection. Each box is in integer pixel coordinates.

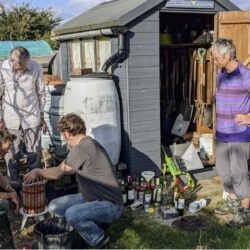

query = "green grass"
[{"left": 106, "top": 208, "right": 250, "bottom": 249}]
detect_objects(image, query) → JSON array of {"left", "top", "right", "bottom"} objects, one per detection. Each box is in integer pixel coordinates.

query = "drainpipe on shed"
[{"left": 102, "top": 27, "right": 128, "bottom": 73}]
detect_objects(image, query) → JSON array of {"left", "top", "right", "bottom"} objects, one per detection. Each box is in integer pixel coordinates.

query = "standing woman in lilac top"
[{"left": 211, "top": 38, "right": 250, "bottom": 227}]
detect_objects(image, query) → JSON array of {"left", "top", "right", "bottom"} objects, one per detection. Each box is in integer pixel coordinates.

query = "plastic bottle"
[{"left": 188, "top": 199, "right": 207, "bottom": 213}]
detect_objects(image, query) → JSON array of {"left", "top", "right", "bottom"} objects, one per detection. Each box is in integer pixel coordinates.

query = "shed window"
[{"left": 69, "top": 37, "right": 111, "bottom": 75}]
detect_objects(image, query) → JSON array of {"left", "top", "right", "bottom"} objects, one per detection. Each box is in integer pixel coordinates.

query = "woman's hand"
[
  {"left": 235, "top": 114, "right": 250, "bottom": 125},
  {"left": 8, "top": 192, "right": 21, "bottom": 214},
  {"left": 40, "top": 117, "right": 48, "bottom": 134},
  {"left": 0, "top": 119, "right": 5, "bottom": 129}
]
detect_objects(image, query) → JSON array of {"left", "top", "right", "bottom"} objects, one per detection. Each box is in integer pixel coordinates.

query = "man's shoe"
[
  {"left": 227, "top": 208, "right": 250, "bottom": 228},
  {"left": 87, "top": 234, "right": 110, "bottom": 249},
  {"left": 214, "top": 198, "right": 240, "bottom": 215}
]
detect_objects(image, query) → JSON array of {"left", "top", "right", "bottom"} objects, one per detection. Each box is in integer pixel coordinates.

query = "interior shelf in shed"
[{"left": 160, "top": 42, "right": 211, "bottom": 49}]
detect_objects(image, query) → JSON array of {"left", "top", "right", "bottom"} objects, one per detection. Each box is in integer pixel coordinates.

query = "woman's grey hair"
[
  {"left": 210, "top": 38, "right": 236, "bottom": 60},
  {"left": 10, "top": 46, "right": 30, "bottom": 68}
]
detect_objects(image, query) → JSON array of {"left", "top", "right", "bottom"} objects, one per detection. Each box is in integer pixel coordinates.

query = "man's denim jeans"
[
  {"left": 0, "top": 199, "right": 10, "bottom": 215},
  {"left": 0, "top": 181, "right": 21, "bottom": 215},
  {"left": 48, "top": 193, "right": 123, "bottom": 247}
]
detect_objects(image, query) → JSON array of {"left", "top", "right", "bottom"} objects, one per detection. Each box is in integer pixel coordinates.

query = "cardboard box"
[{"left": 71, "top": 68, "right": 92, "bottom": 76}]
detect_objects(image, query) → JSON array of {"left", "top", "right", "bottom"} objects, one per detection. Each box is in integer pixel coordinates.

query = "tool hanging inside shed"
[
  {"left": 203, "top": 51, "right": 213, "bottom": 128},
  {"left": 197, "top": 48, "right": 207, "bottom": 128}
]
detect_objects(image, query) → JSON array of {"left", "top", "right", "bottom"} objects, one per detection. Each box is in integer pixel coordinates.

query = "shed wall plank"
[
  {"left": 133, "top": 140, "right": 160, "bottom": 153},
  {"left": 130, "top": 44, "right": 159, "bottom": 56},
  {"left": 130, "top": 130, "right": 161, "bottom": 143},
  {"left": 128, "top": 55, "right": 159, "bottom": 67},
  {"left": 131, "top": 120, "right": 160, "bottom": 133},
  {"left": 128, "top": 67, "right": 159, "bottom": 78},
  {"left": 130, "top": 33, "right": 159, "bottom": 45},
  {"left": 130, "top": 109, "right": 160, "bottom": 123},
  {"left": 119, "top": 77, "right": 160, "bottom": 90},
  {"left": 129, "top": 88, "right": 159, "bottom": 101},
  {"left": 130, "top": 20, "right": 159, "bottom": 33},
  {"left": 111, "top": 10, "right": 161, "bottom": 172}
]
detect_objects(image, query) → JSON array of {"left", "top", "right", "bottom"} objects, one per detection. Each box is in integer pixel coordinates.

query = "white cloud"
[
  {"left": 68, "top": 0, "right": 111, "bottom": 10},
  {"left": 1, "top": 0, "right": 249, "bottom": 24},
  {"left": 0, "top": 0, "right": 18, "bottom": 8},
  {"left": 58, "top": 0, "right": 112, "bottom": 23},
  {"left": 63, "top": 0, "right": 250, "bottom": 23}
]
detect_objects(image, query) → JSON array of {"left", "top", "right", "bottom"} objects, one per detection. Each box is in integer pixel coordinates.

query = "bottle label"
[
  {"left": 173, "top": 191, "right": 178, "bottom": 200},
  {"left": 153, "top": 189, "right": 157, "bottom": 201},
  {"left": 138, "top": 191, "right": 144, "bottom": 202},
  {"left": 145, "top": 193, "right": 151, "bottom": 202},
  {"left": 128, "top": 190, "right": 135, "bottom": 200},
  {"left": 134, "top": 190, "right": 138, "bottom": 201},
  {"left": 174, "top": 200, "right": 178, "bottom": 208},
  {"left": 144, "top": 203, "right": 149, "bottom": 212},
  {"left": 177, "top": 198, "right": 185, "bottom": 209},
  {"left": 122, "top": 194, "right": 127, "bottom": 203},
  {"left": 156, "top": 190, "right": 162, "bottom": 202}
]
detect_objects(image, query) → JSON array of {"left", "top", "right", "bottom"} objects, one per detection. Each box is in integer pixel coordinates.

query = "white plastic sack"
[
  {"left": 170, "top": 142, "right": 204, "bottom": 171},
  {"left": 171, "top": 114, "right": 190, "bottom": 137}
]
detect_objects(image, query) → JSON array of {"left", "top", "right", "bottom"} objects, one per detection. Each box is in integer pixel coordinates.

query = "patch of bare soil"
[{"left": 8, "top": 210, "right": 43, "bottom": 249}]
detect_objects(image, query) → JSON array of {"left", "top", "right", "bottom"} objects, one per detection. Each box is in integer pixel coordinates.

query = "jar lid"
[{"left": 147, "top": 207, "right": 155, "bottom": 214}]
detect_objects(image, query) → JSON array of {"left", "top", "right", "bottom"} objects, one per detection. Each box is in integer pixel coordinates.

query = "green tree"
[{"left": 0, "top": 3, "right": 62, "bottom": 49}]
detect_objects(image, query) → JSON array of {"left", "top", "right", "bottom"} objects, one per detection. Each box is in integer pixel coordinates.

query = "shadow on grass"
[{"left": 106, "top": 208, "right": 250, "bottom": 249}]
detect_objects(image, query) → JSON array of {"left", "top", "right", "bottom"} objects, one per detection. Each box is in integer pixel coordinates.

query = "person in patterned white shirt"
[{"left": 0, "top": 47, "right": 47, "bottom": 182}]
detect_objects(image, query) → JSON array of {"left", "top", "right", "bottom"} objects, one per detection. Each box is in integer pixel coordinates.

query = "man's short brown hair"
[
  {"left": 58, "top": 113, "right": 86, "bottom": 136},
  {"left": 0, "top": 129, "right": 16, "bottom": 144}
]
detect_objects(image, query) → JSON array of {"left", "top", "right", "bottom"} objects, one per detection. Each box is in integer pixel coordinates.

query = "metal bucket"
[{"left": 35, "top": 217, "right": 74, "bottom": 249}]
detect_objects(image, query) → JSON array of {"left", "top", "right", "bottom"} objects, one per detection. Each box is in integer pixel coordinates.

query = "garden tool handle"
[
  {"left": 197, "top": 48, "right": 207, "bottom": 63},
  {"left": 188, "top": 49, "right": 194, "bottom": 104},
  {"left": 192, "top": 50, "right": 197, "bottom": 101},
  {"left": 198, "top": 48, "right": 207, "bottom": 103}
]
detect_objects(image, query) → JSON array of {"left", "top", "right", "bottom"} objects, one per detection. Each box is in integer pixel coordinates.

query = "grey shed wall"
[
  {"left": 113, "top": 10, "right": 161, "bottom": 176},
  {"left": 52, "top": 42, "right": 70, "bottom": 81}
]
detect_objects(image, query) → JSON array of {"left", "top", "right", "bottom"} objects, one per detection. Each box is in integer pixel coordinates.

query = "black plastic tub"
[{"left": 35, "top": 217, "right": 74, "bottom": 249}]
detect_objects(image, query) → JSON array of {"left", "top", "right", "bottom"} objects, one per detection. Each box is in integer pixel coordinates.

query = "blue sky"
[
  {"left": 0, "top": 0, "right": 249, "bottom": 23},
  {"left": 0, "top": 0, "right": 109, "bottom": 22}
]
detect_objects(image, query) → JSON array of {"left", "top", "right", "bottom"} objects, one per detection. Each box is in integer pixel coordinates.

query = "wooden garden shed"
[{"left": 51, "top": 0, "right": 250, "bottom": 176}]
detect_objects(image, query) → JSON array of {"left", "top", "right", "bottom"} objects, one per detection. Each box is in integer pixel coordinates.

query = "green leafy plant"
[{"left": 0, "top": 3, "right": 62, "bottom": 49}]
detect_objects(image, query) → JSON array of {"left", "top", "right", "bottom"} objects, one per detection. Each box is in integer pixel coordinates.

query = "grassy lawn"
[{"left": 106, "top": 207, "right": 250, "bottom": 249}]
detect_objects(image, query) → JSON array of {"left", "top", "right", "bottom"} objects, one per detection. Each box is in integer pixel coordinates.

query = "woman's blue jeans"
[{"left": 48, "top": 193, "right": 123, "bottom": 247}]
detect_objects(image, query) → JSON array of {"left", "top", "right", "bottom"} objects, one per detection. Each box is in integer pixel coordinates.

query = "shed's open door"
[
  {"left": 212, "top": 11, "right": 250, "bottom": 164},
  {"left": 214, "top": 11, "right": 250, "bottom": 67}
]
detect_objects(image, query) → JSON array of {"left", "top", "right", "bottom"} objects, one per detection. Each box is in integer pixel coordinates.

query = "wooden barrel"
[{"left": 22, "top": 181, "right": 46, "bottom": 214}]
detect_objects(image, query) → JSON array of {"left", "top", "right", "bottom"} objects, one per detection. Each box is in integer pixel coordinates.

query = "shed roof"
[
  {"left": 53, "top": 0, "right": 240, "bottom": 36},
  {"left": 53, "top": 0, "right": 164, "bottom": 35},
  {"left": 214, "top": 0, "right": 240, "bottom": 11}
]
